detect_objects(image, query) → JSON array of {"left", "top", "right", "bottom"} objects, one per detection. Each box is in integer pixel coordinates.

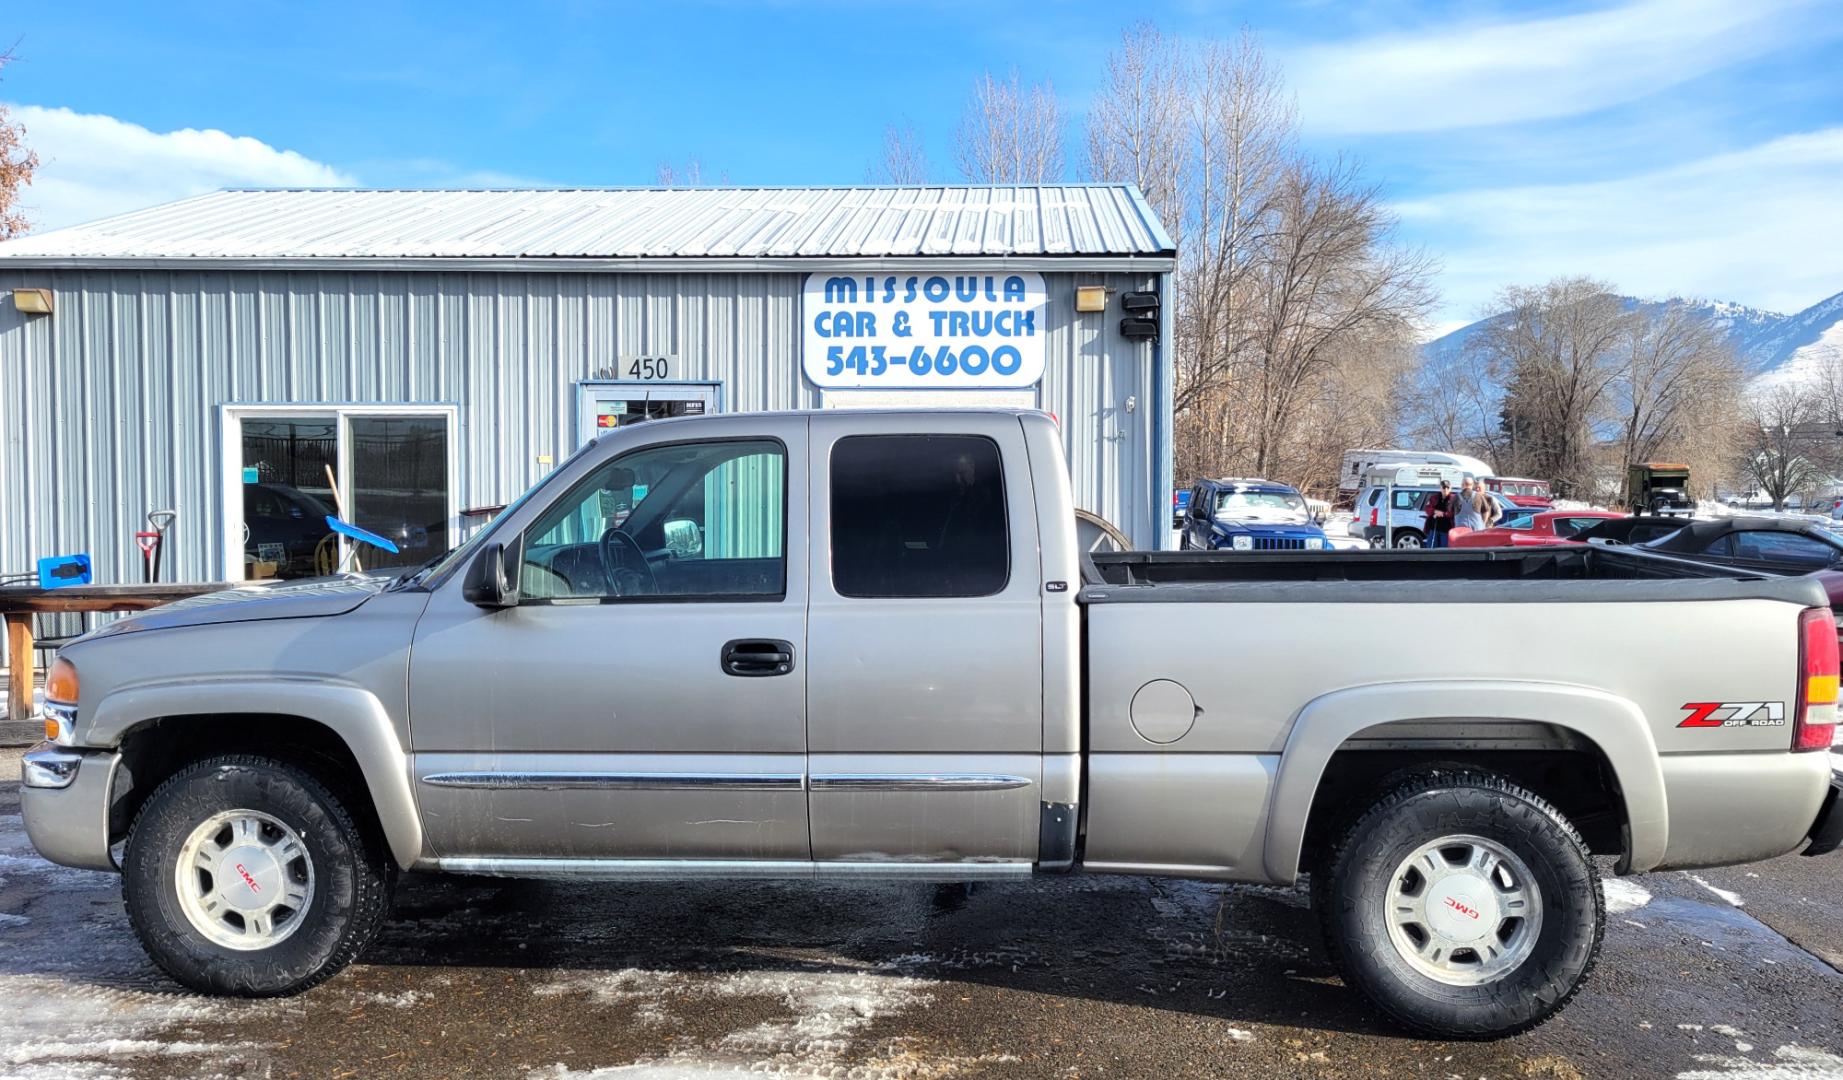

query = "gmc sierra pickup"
[{"left": 20, "top": 409, "right": 1843, "bottom": 1039}]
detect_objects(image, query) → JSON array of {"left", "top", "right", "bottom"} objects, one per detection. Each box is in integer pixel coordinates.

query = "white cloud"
[
  {"left": 1288, "top": 0, "right": 1823, "bottom": 135},
  {"left": 7, "top": 105, "right": 356, "bottom": 232},
  {"left": 1398, "top": 127, "right": 1843, "bottom": 320}
]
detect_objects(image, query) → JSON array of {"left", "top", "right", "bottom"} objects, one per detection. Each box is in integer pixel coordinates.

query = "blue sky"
[{"left": 4, "top": 0, "right": 1841, "bottom": 329}]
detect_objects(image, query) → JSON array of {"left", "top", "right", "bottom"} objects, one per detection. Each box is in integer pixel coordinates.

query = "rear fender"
[{"left": 1263, "top": 680, "right": 1666, "bottom": 882}]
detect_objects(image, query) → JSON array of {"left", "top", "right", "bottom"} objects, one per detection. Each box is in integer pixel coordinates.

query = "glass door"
[
  {"left": 576, "top": 382, "right": 718, "bottom": 443},
  {"left": 233, "top": 408, "right": 454, "bottom": 581},
  {"left": 346, "top": 416, "right": 450, "bottom": 573}
]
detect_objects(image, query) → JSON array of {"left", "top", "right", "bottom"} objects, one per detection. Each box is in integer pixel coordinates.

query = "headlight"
[
  {"left": 1231, "top": 535, "right": 1254, "bottom": 550},
  {"left": 44, "top": 657, "right": 79, "bottom": 743},
  {"left": 1305, "top": 537, "right": 1327, "bottom": 550}
]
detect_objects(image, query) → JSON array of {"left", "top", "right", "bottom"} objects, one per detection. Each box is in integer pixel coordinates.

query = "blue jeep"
[{"left": 1181, "top": 477, "right": 1330, "bottom": 551}]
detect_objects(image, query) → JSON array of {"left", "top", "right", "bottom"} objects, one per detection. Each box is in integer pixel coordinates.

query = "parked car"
[
  {"left": 1570, "top": 515, "right": 1691, "bottom": 547},
  {"left": 241, "top": 482, "right": 338, "bottom": 579},
  {"left": 22, "top": 409, "right": 1843, "bottom": 1040},
  {"left": 1172, "top": 488, "right": 1191, "bottom": 529},
  {"left": 1638, "top": 517, "right": 1843, "bottom": 571},
  {"left": 1450, "top": 510, "right": 1627, "bottom": 548},
  {"left": 1480, "top": 476, "right": 1554, "bottom": 509},
  {"left": 1180, "top": 477, "right": 1331, "bottom": 551}
]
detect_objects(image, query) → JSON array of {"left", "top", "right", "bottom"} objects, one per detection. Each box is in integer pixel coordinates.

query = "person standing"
[
  {"left": 1423, "top": 479, "right": 1460, "bottom": 548},
  {"left": 1455, "top": 477, "right": 1487, "bottom": 533}
]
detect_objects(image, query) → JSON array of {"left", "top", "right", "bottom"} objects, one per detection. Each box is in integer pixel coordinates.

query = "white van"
[
  {"left": 1338, "top": 448, "right": 1494, "bottom": 497},
  {"left": 1353, "top": 464, "right": 1519, "bottom": 547}
]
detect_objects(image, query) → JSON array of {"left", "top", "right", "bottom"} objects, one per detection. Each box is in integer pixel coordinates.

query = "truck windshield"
[{"left": 1216, "top": 490, "right": 1305, "bottom": 515}]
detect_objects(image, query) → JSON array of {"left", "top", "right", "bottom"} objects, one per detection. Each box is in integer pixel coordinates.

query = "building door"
[
  {"left": 576, "top": 381, "right": 720, "bottom": 443},
  {"left": 224, "top": 406, "right": 456, "bottom": 581}
]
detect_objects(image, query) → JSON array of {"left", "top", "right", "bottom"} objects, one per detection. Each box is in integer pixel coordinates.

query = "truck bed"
[{"left": 1085, "top": 546, "right": 1829, "bottom": 607}]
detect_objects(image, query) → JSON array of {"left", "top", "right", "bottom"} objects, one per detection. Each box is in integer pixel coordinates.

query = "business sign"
[{"left": 802, "top": 272, "right": 1047, "bottom": 389}]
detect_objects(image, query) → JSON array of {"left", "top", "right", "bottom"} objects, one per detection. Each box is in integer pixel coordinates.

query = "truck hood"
[{"left": 81, "top": 575, "right": 389, "bottom": 640}]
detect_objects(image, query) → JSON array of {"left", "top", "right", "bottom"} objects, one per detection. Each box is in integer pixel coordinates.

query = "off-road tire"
[
  {"left": 123, "top": 754, "right": 395, "bottom": 996},
  {"left": 1315, "top": 769, "right": 1603, "bottom": 1039}
]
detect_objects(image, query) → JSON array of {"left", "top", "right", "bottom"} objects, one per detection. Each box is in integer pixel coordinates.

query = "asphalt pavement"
[{"left": 1, "top": 747, "right": 1839, "bottom": 1080}]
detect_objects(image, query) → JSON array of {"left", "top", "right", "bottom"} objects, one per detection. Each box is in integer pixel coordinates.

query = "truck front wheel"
[
  {"left": 1315, "top": 770, "right": 1603, "bottom": 1038},
  {"left": 122, "top": 754, "right": 395, "bottom": 996}
]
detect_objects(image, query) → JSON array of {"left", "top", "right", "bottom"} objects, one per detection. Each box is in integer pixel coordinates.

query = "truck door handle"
[{"left": 721, "top": 638, "right": 795, "bottom": 677}]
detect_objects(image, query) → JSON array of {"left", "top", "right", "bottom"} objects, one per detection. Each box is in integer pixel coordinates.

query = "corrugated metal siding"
[
  {"left": 0, "top": 267, "right": 1162, "bottom": 662},
  {"left": 0, "top": 186, "right": 1175, "bottom": 262}
]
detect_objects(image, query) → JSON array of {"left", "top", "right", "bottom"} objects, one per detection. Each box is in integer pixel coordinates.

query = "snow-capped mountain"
[
  {"left": 1423, "top": 290, "right": 1843, "bottom": 386},
  {"left": 1747, "top": 291, "right": 1843, "bottom": 391}
]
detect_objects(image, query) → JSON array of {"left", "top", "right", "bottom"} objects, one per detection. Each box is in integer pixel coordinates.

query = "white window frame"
[{"left": 219, "top": 403, "right": 460, "bottom": 582}]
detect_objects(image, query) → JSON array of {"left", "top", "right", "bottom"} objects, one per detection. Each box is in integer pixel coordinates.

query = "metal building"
[{"left": 0, "top": 185, "right": 1175, "bottom": 622}]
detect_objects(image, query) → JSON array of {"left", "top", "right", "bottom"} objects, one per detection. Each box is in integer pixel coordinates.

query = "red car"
[{"left": 1450, "top": 510, "right": 1625, "bottom": 547}]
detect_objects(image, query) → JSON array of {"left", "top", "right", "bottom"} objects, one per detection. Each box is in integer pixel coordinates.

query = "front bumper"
[
  {"left": 1804, "top": 769, "right": 1843, "bottom": 857},
  {"left": 18, "top": 742, "right": 121, "bottom": 872}
]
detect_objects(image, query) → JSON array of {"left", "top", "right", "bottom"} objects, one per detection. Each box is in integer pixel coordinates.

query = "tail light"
[
  {"left": 1794, "top": 607, "right": 1838, "bottom": 751},
  {"left": 1370, "top": 507, "right": 1379, "bottom": 527}
]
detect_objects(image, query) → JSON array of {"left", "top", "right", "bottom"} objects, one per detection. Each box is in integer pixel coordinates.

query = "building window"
[
  {"left": 229, "top": 406, "right": 454, "bottom": 581},
  {"left": 829, "top": 434, "right": 1009, "bottom": 598}
]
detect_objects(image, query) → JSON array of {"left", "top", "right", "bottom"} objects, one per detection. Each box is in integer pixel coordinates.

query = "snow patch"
[
  {"left": 536, "top": 964, "right": 948, "bottom": 1078},
  {"left": 1677, "top": 1044, "right": 1843, "bottom": 1079},
  {"left": 1689, "top": 874, "right": 1746, "bottom": 907},
  {"left": 1604, "top": 878, "right": 1652, "bottom": 914}
]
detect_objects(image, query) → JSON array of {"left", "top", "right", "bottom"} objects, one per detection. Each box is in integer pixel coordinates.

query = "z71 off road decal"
[{"left": 1678, "top": 701, "right": 1787, "bottom": 728}]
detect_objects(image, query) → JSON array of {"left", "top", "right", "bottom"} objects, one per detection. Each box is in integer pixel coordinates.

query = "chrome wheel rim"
[
  {"left": 1395, "top": 534, "right": 1422, "bottom": 548},
  {"left": 174, "top": 809, "right": 315, "bottom": 951},
  {"left": 1385, "top": 834, "right": 1541, "bottom": 986}
]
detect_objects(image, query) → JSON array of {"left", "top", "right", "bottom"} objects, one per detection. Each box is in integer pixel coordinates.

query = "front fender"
[
  {"left": 88, "top": 679, "right": 423, "bottom": 869},
  {"left": 1261, "top": 679, "right": 1667, "bottom": 883}
]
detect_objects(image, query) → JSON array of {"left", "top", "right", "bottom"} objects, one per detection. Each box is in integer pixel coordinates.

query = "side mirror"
[
  {"left": 663, "top": 518, "right": 703, "bottom": 559},
  {"left": 462, "top": 541, "right": 521, "bottom": 608}
]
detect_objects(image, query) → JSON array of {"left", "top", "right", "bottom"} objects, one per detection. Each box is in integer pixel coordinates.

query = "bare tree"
[
  {"left": 1082, "top": 27, "right": 1431, "bottom": 494},
  {"left": 656, "top": 158, "right": 729, "bottom": 187},
  {"left": 1745, "top": 383, "right": 1827, "bottom": 510},
  {"left": 954, "top": 70, "right": 1064, "bottom": 183},
  {"left": 1085, "top": 23, "right": 1187, "bottom": 242},
  {"left": 1474, "top": 279, "right": 1631, "bottom": 496},
  {"left": 869, "top": 122, "right": 929, "bottom": 184},
  {"left": 1243, "top": 157, "right": 1435, "bottom": 474},
  {"left": 1610, "top": 300, "right": 1743, "bottom": 502},
  {"left": 0, "top": 49, "right": 36, "bottom": 239}
]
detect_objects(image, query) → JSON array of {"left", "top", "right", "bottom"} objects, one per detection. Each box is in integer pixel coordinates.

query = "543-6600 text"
[{"left": 826, "top": 343, "right": 1025, "bottom": 379}]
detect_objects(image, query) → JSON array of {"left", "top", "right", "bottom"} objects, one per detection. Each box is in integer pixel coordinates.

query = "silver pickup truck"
[{"left": 20, "top": 409, "right": 1843, "bottom": 1039}]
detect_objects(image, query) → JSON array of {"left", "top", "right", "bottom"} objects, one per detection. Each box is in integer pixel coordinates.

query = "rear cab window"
[{"left": 829, "top": 434, "right": 1010, "bottom": 598}]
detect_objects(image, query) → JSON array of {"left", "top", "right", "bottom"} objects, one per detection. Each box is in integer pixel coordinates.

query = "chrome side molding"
[
  {"left": 808, "top": 774, "right": 1032, "bottom": 792},
  {"left": 420, "top": 772, "right": 804, "bottom": 792},
  {"left": 426, "top": 857, "right": 1034, "bottom": 881}
]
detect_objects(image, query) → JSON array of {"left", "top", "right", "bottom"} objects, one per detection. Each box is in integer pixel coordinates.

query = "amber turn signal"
[{"left": 46, "top": 657, "right": 79, "bottom": 705}]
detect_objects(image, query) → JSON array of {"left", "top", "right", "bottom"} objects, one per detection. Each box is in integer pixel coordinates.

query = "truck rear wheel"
[
  {"left": 123, "top": 754, "right": 394, "bottom": 996},
  {"left": 1315, "top": 770, "right": 1602, "bottom": 1038}
]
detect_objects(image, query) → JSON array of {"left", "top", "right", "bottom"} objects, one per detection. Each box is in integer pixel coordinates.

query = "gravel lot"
[{"left": 2, "top": 746, "right": 1840, "bottom": 1080}]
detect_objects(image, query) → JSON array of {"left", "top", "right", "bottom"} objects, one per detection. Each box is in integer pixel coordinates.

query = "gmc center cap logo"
[{"left": 1678, "top": 701, "right": 1787, "bottom": 728}]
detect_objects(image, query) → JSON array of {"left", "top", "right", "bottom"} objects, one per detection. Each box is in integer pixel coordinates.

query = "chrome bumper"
[
  {"left": 18, "top": 742, "right": 121, "bottom": 872},
  {"left": 22, "top": 743, "right": 83, "bottom": 789}
]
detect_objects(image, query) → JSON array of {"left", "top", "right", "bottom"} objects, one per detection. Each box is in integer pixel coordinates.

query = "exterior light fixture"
[
  {"left": 1075, "top": 285, "right": 1108, "bottom": 313},
  {"left": 12, "top": 288, "right": 53, "bottom": 315}
]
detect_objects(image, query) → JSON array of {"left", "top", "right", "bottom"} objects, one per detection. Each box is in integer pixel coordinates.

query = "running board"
[{"left": 425, "top": 858, "right": 1035, "bottom": 882}]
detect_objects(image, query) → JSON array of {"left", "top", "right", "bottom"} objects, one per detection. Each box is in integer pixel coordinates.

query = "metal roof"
[{"left": 0, "top": 185, "right": 1176, "bottom": 271}]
